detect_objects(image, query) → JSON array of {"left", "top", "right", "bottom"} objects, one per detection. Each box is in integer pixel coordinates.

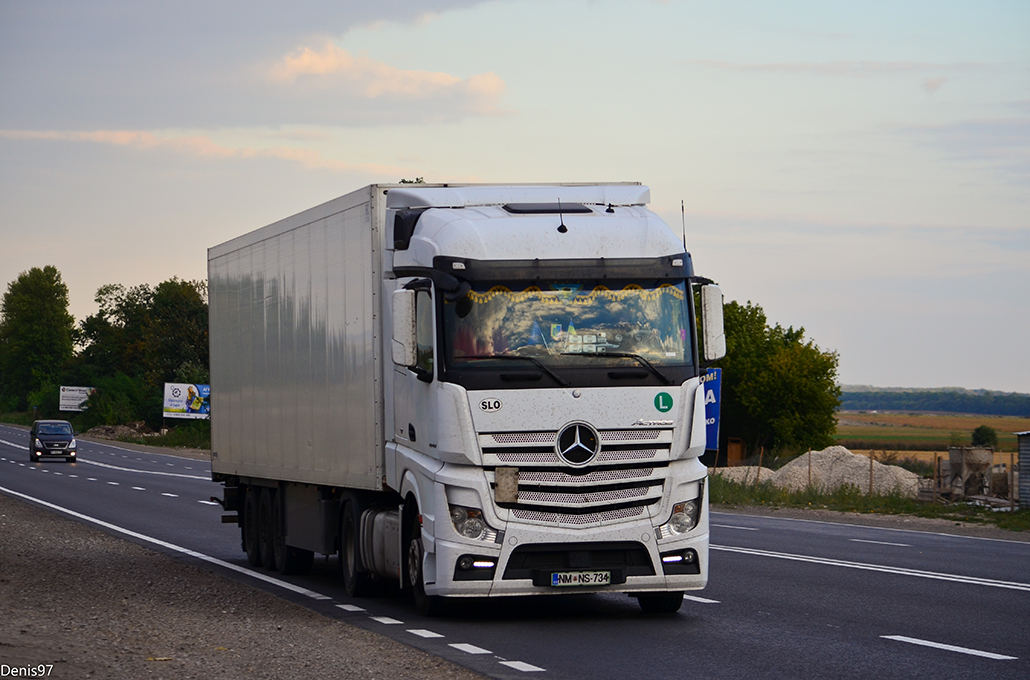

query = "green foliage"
[
  {"left": 715, "top": 300, "right": 840, "bottom": 456},
  {"left": 970, "top": 424, "right": 999, "bottom": 448},
  {"left": 0, "top": 266, "right": 76, "bottom": 409},
  {"left": 78, "top": 373, "right": 154, "bottom": 429},
  {"left": 399, "top": 177, "right": 425, "bottom": 183},
  {"left": 116, "top": 420, "right": 210, "bottom": 449}
]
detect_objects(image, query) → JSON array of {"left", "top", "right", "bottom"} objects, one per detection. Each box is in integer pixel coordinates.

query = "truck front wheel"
[
  {"left": 406, "top": 509, "right": 443, "bottom": 616},
  {"left": 637, "top": 591, "right": 684, "bottom": 614}
]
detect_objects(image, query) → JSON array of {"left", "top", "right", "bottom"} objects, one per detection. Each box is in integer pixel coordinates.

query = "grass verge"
[
  {"left": 115, "top": 421, "right": 211, "bottom": 449},
  {"left": 709, "top": 474, "right": 1030, "bottom": 533}
]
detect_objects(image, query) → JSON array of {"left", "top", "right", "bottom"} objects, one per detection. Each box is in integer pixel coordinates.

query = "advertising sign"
[
  {"left": 163, "top": 383, "right": 210, "bottom": 419},
  {"left": 59, "top": 386, "right": 96, "bottom": 412},
  {"left": 701, "top": 368, "right": 722, "bottom": 450}
]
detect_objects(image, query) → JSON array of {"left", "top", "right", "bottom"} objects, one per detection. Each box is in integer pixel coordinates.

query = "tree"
[
  {"left": 715, "top": 300, "right": 840, "bottom": 456},
  {"left": 0, "top": 266, "right": 75, "bottom": 409},
  {"left": 970, "top": 425, "right": 998, "bottom": 448}
]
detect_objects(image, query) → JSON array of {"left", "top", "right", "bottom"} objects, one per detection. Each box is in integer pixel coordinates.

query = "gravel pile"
[{"left": 711, "top": 446, "right": 921, "bottom": 497}]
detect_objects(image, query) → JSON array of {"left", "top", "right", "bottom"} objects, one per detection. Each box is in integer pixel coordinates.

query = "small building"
[{"left": 1018, "top": 431, "right": 1030, "bottom": 509}]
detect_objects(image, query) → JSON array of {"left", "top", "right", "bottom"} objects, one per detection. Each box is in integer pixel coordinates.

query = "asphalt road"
[{"left": 2, "top": 423, "right": 1028, "bottom": 679}]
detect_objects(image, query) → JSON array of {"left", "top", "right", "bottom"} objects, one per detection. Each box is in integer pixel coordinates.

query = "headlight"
[
  {"left": 35, "top": 438, "right": 43, "bottom": 449},
  {"left": 69, "top": 438, "right": 77, "bottom": 448},
  {"left": 656, "top": 499, "right": 700, "bottom": 539},
  {"left": 449, "top": 505, "right": 499, "bottom": 542}
]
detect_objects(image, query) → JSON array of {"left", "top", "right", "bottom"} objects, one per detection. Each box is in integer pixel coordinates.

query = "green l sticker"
[{"left": 654, "top": 392, "right": 673, "bottom": 413}]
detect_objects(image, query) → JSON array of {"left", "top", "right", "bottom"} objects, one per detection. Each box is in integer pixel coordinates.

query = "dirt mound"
[
  {"left": 83, "top": 422, "right": 154, "bottom": 440},
  {"left": 768, "top": 446, "right": 920, "bottom": 497},
  {"left": 710, "top": 466, "right": 775, "bottom": 485}
]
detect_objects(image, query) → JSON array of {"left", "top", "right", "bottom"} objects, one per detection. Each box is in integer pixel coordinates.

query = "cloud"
[
  {"left": 900, "top": 117, "right": 1030, "bottom": 181},
  {"left": 922, "top": 77, "right": 946, "bottom": 93},
  {"left": 267, "top": 42, "right": 504, "bottom": 109},
  {"left": 0, "top": 129, "right": 407, "bottom": 174},
  {"left": 686, "top": 59, "right": 988, "bottom": 78}
]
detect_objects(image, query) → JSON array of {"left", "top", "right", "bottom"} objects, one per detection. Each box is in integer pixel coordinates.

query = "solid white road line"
[
  {"left": 0, "top": 484, "right": 332, "bottom": 602},
  {"left": 881, "top": 635, "right": 1017, "bottom": 660},
  {"left": 711, "top": 523, "right": 758, "bottom": 531},
  {"left": 712, "top": 544, "right": 1030, "bottom": 592},
  {"left": 850, "top": 539, "right": 910, "bottom": 547}
]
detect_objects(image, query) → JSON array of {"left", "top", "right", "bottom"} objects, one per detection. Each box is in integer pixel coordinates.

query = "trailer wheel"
[
  {"left": 243, "top": 488, "right": 262, "bottom": 567},
  {"left": 258, "top": 488, "right": 275, "bottom": 569},
  {"left": 340, "top": 503, "right": 374, "bottom": 597},
  {"left": 637, "top": 592, "right": 684, "bottom": 614},
  {"left": 272, "top": 490, "right": 313, "bottom": 575},
  {"left": 405, "top": 507, "right": 443, "bottom": 616}
]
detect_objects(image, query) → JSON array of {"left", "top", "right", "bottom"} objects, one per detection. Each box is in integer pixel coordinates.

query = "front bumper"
[{"left": 426, "top": 515, "right": 708, "bottom": 598}]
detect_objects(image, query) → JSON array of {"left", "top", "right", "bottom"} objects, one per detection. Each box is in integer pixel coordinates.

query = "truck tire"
[
  {"left": 258, "top": 488, "right": 276, "bottom": 570},
  {"left": 340, "top": 502, "right": 374, "bottom": 597},
  {"left": 243, "top": 488, "right": 262, "bottom": 567},
  {"left": 272, "top": 490, "right": 313, "bottom": 575},
  {"left": 637, "top": 591, "right": 684, "bottom": 614},
  {"left": 405, "top": 506, "right": 443, "bottom": 616}
]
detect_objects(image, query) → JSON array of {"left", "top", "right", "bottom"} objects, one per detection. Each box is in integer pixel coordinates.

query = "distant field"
[{"left": 835, "top": 411, "right": 1030, "bottom": 452}]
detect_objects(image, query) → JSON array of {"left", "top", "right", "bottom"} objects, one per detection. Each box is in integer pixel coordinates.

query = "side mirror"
[
  {"left": 391, "top": 289, "right": 417, "bottom": 367},
  {"left": 701, "top": 284, "right": 726, "bottom": 361}
]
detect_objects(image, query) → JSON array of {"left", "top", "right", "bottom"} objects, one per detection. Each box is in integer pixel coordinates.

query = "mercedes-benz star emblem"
[{"left": 555, "top": 422, "right": 600, "bottom": 466}]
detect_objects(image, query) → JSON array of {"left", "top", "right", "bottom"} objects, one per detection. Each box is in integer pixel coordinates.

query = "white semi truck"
[{"left": 208, "top": 183, "right": 726, "bottom": 614}]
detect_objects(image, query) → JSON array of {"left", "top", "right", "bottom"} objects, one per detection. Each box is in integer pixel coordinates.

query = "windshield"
[
  {"left": 38, "top": 422, "right": 73, "bottom": 435},
  {"left": 443, "top": 280, "right": 692, "bottom": 370}
]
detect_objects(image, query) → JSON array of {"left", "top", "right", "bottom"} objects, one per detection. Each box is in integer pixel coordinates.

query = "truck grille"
[{"left": 481, "top": 428, "right": 672, "bottom": 527}]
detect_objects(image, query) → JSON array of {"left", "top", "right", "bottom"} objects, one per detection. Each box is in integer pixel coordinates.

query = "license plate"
[{"left": 550, "top": 570, "right": 611, "bottom": 587}]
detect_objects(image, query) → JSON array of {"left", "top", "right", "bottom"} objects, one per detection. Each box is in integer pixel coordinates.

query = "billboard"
[
  {"left": 701, "top": 368, "right": 722, "bottom": 450},
  {"left": 163, "top": 383, "right": 210, "bottom": 419},
  {"left": 59, "top": 386, "right": 96, "bottom": 412}
]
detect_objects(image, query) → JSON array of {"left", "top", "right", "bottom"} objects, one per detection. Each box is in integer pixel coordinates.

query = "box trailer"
[{"left": 209, "top": 183, "right": 726, "bottom": 614}]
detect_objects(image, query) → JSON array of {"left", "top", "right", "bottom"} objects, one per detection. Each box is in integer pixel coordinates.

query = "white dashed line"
[
  {"left": 370, "top": 616, "right": 403, "bottom": 625},
  {"left": 450, "top": 643, "right": 491, "bottom": 655},
  {"left": 87, "top": 477, "right": 97, "bottom": 481},
  {"left": 161, "top": 493, "right": 179, "bottom": 498},
  {"left": 133, "top": 487, "right": 146, "bottom": 491},
  {"left": 107, "top": 481, "right": 119, "bottom": 485},
  {"left": 198, "top": 500, "right": 219, "bottom": 505},
  {"left": 501, "top": 660, "right": 546, "bottom": 672},
  {"left": 683, "top": 594, "right": 720, "bottom": 604},
  {"left": 408, "top": 629, "right": 444, "bottom": 638},
  {"left": 335, "top": 604, "right": 365, "bottom": 612},
  {"left": 881, "top": 635, "right": 1017, "bottom": 660},
  {"left": 712, "top": 523, "right": 758, "bottom": 531}
]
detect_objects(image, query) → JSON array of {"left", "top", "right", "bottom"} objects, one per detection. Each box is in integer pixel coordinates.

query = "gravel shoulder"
[{"left": 0, "top": 491, "right": 483, "bottom": 680}]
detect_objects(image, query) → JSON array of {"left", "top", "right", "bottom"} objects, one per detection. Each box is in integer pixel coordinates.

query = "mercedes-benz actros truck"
[{"left": 208, "top": 183, "right": 726, "bottom": 614}]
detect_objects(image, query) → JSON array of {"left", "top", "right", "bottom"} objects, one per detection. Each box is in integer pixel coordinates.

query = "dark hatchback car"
[{"left": 30, "top": 420, "right": 78, "bottom": 462}]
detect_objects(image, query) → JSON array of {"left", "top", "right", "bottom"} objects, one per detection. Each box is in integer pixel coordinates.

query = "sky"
[{"left": 1, "top": 0, "right": 1027, "bottom": 393}]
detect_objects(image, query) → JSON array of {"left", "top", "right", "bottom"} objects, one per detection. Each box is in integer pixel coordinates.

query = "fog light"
[{"left": 458, "top": 556, "right": 475, "bottom": 570}]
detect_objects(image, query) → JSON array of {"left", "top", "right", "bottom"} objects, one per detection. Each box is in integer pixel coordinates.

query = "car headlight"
[
  {"left": 449, "top": 505, "right": 500, "bottom": 542},
  {"left": 35, "top": 438, "right": 43, "bottom": 449},
  {"left": 69, "top": 438, "right": 77, "bottom": 448},
  {"left": 655, "top": 499, "right": 700, "bottom": 539}
]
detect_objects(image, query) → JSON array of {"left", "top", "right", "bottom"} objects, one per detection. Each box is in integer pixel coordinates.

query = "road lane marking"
[
  {"left": 371, "top": 616, "right": 403, "bottom": 625},
  {"left": 450, "top": 643, "right": 491, "bottom": 654},
  {"left": 336, "top": 604, "right": 365, "bottom": 612},
  {"left": 850, "top": 539, "right": 910, "bottom": 547},
  {"left": 881, "top": 635, "right": 1017, "bottom": 660},
  {"left": 77, "top": 459, "right": 208, "bottom": 480},
  {"left": 198, "top": 500, "right": 219, "bottom": 505},
  {"left": 712, "top": 524, "right": 758, "bottom": 531},
  {"left": 683, "top": 594, "right": 720, "bottom": 604},
  {"left": 408, "top": 629, "right": 444, "bottom": 638},
  {"left": 712, "top": 544, "right": 1030, "bottom": 591},
  {"left": 501, "top": 661, "right": 546, "bottom": 672},
  {"left": 0, "top": 484, "right": 333, "bottom": 602},
  {"left": 161, "top": 493, "right": 179, "bottom": 498},
  {"left": 107, "top": 481, "right": 119, "bottom": 485}
]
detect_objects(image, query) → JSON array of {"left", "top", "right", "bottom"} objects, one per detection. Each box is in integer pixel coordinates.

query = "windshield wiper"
[
  {"left": 462, "top": 354, "right": 570, "bottom": 387},
  {"left": 562, "top": 351, "right": 674, "bottom": 385}
]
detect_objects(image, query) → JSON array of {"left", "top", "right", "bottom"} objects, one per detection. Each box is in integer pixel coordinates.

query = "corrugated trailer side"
[{"left": 208, "top": 186, "right": 385, "bottom": 491}]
